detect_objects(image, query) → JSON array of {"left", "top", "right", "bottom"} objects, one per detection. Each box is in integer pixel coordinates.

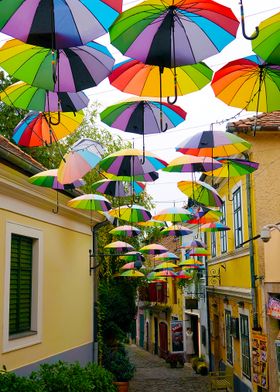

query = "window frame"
[
  {"left": 3, "top": 222, "right": 43, "bottom": 352},
  {"left": 239, "top": 314, "right": 251, "bottom": 380},
  {"left": 225, "top": 309, "right": 233, "bottom": 364},
  {"left": 211, "top": 232, "right": 216, "bottom": 257},
  {"left": 232, "top": 186, "right": 243, "bottom": 248},
  {"left": 220, "top": 200, "right": 227, "bottom": 254}
]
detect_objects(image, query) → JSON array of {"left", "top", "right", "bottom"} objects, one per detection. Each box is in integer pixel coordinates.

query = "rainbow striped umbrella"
[
  {"left": 204, "top": 158, "right": 259, "bottom": 177},
  {"left": 178, "top": 180, "right": 223, "bottom": 208},
  {"left": 120, "top": 261, "right": 143, "bottom": 270},
  {"left": 160, "top": 224, "right": 192, "bottom": 237},
  {"left": 155, "top": 270, "right": 177, "bottom": 278},
  {"left": 181, "top": 240, "right": 207, "bottom": 249},
  {"left": 175, "top": 271, "right": 193, "bottom": 279},
  {"left": 153, "top": 207, "right": 194, "bottom": 223},
  {"left": 139, "top": 244, "right": 168, "bottom": 255},
  {"left": 188, "top": 247, "right": 210, "bottom": 257},
  {"left": 137, "top": 219, "right": 165, "bottom": 228},
  {"left": 29, "top": 169, "right": 84, "bottom": 190},
  {"left": 154, "top": 252, "right": 179, "bottom": 261},
  {"left": 120, "top": 251, "right": 145, "bottom": 262},
  {"left": 91, "top": 179, "right": 145, "bottom": 197},
  {"left": 154, "top": 262, "right": 177, "bottom": 270},
  {"left": 120, "top": 269, "right": 145, "bottom": 277},
  {"left": 200, "top": 222, "right": 230, "bottom": 232},
  {"left": 105, "top": 241, "right": 134, "bottom": 253},
  {"left": 109, "top": 225, "right": 141, "bottom": 238},
  {"left": 178, "top": 258, "right": 197, "bottom": 266},
  {"left": 104, "top": 171, "right": 159, "bottom": 183},
  {"left": 108, "top": 204, "right": 152, "bottom": 223},
  {"left": 163, "top": 155, "right": 222, "bottom": 173},
  {"left": 67, "top": 194, "right": 111, "bottom": 211}
]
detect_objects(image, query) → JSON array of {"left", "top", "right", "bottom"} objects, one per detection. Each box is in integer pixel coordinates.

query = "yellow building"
[
  {"left": 0, "top": 136, "right": 105, "bottom": 374},
  {"left": 205, "top": 112, "right": 280, "bottom": 392}
]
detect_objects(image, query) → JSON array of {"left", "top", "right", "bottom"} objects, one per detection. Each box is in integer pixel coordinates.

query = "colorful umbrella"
[
  {"left": 154, "top": 252, "right": 179, "bottom": 261},
  {"left": 204, "top": 158, "right": 259, "bottom": 177},
  {"left": 100, "top": 98, "right": 186, "bottom": 137},
  {"left": 120, "top": 269, "right": 145, "bottom": 277},
  {"left": 67, "top": 194, "right": 111, "bottom": 211},
  {"left": 139, "top": 244, "right": 168, "bottom": 255},
  {"left": 57, "top": 138, "right": 104, "bottom": 184},
  {"left": 120, "top": 251, "right": 145, "bottom": 262},
  {"left": 12, "top": 111, "right": 84, "bottom": 147},
  {"left": 188, "top": 247, "right": 210, "bottom": 256},
  {"left": 178, "top": 258, "right": 197, "bottom": 266},
  {"left": 211, "top": 55, "right": 280, "bottom": 113},
  {"left": 155, "top": 270, "right": 177, "bottom": 278},
  {"left": 104, "top": 241, "right": 134, "bottom": 253},
  {"left": 0, "top": 39, "right": 115, "bottom": 92},
  {"left": 175, "top": 271, "right": 192, "bottom": 279},
  {"left": 0, "top": 81, "right": 89, "bottom": 112},
  {"left": 104, "top": 171, "right": 159, "bottom": 183},
  {"left": 109, "top": 225, "right": 141, "bottom": 238},
  {"left": 176, "top": 130, "right": 251, "bottom": 157},
  {"left": 108, "top": 204, "right": 152, "bottom": 223},
  {"left": 160, "top": 224, "right": 192, "bottom": 237},
  {"left": 153, "top": 207, "right": 194, "bottom": 223},
  {"left": 252, "top": 12, "right": 280, "bottom": 65},
  {"left": 28, "top": 169, "right": 84, "bottom": 190},
  {"left": 137, "top": 219, "right": 166, "bottom": 228},
  {"left": 200, "top": 222, "right": 230, "bottom": 232},
  {"left": 110, "top": 0, "right": 239, "bottom": 67},
  {"left": 181, "top": 240, "right": 207, "bottom": 249},
  {"left": 0, "top": 0, "right": 122, "bottom": 48},
  {"left": 109, "top": 59, "right": 213, "bottom": 99},
  {"left": 154, "top": 262, "right": 177, "bottom": 270},
  {"left": 91, "top": 179, "right": 145, "bottom": 197},
  {"left": 99, "top": 148, "right": 167, "bottom": 176},
  {"left": 177, "top": 180, "right": 223, "bottom": 207},
  {"left": 187, "top": 209, "right": 222, "bottom": 224},
  {"left": 163, "top": 155, "right": 222, "bottom": 173}
]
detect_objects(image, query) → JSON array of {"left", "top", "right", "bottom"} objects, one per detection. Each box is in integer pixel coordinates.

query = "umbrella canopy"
[
  {"left": 105, "top": 241, "right": 134, "bottom": 253},
  {"left": 204, "top": 158, "right": 259, "bottom": 177},
  {"left": 175, "top": 271, "right": 193, "bottom": 279},
  {"left": 139, "top": 244, "right": 168, "bottom": 255},
  {"left": 110, "top": 0, "right": 239, "bottom": 67},
  {"left": 252, "top": 12, "right": 280, "bottom": 65},
  {"left": 177, "top": 180, "right": 223, "bottom": 207},
  {"left": 58, "top": 138, "right": 104, "bottom": 184},
  {"left": 187, "top": 209, "right": 222, "bottom": 224},
  {"left": 109, "top": 59, "right": 213, "bottom": 98},
  {"left": 154, "top": 252, "right": 179, "bottom": 261},
  {"left": 91, "top": 179, "right": 145, "bottom": 197},
  {"left": 28, "top": 169, "right": 84, "bottom": 190},
  {"left": 120, "top": 251, "right": 145, "bottom": 262},
  {"left": 188, "top": 247, "right": 210, "bottom": 256},
  {"left": 109, "top": 225, "right": 141, "bottom": 238},
  {"left": 178, "top": 258, "right": 197, "bottom": 266},
  {"left": 154, "top": 262, "right": 177, "bottom": 270},
  {"left": 155, "top": 269, "right": 177, "bottom": 277},
  {"left": 0, "top": 0, "right": 122, "bottom": 48},
  {"left": 160, "top": 224, "right": 192, "bottom": 237},
  {"left": 137, "top": 219, "right": 166, "bottom": 227},
  {"left": 0, "top": 39, "right": 115, "bottom": 92},
  {"left": 200, "top": 222, "right": 230, "bottom": 232},
  {"left": 104, "top": 171, "right": 159, "bottom": 183},
  {"left": 153, "top": 207, "right": 194, "bottom": 223},
  {"left": 0, "top": 81, "right": 89, "bottom": 112},
  {"left": 100, "top": 99, "right": 186, "bottom": 134},
  {"left": 163, "top": 155, "right": 222, "bottom": 173},
  {"left": 176, "top": 130, "right": 251, "bottom": 157},
  {"left": 12, "top": 110, "right": 84, "bottom": 147},
  {"left": 67, "top": 194, "right": 111, "bottom": 211},
  {"left": 211, "top": 55, "right": 280, "bottom": 113},
  {"left": 108, "top": 204, "right": 152, "bottom": 223},
  {"left": 120, "top": 269, "right": 145, "bottom": 277},
  {"left": 99, "top": 148, "right": 167, "bottom": 176},
  {"left": 182, "top": 240, "right": 207, "bottom": 249}
]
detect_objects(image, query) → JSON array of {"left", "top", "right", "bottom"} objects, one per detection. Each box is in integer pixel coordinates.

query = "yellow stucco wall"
[{"left": 0, "top": 209, "right": 92, "bottom": 371}]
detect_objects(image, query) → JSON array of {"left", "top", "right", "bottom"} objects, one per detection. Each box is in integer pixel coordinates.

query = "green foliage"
[
  {"left": 103, "top": 346, "right": 135, "bottom": 382},
  {"left": 0, "top": 370, "right": 44, "bottom": 392}
]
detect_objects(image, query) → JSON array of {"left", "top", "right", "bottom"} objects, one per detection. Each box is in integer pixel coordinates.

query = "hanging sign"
[
  {"left": 171, "top": 320, "right": 184, "bottom": 352},
  {"left": 267, "top": 296, "right": 280, "bottom": 320}
]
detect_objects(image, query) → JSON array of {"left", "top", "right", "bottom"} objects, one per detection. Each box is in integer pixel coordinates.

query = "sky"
[
  {"left": 1, "top": 1, "right": 279, "bottom": 215},
  {"left": 87, "top": 0, "right": 280, "bottom": 214}
]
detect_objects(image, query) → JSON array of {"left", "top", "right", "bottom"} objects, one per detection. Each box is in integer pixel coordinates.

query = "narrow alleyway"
[{"left": 127, "top": 345, "right": 210, "bottom": 392}]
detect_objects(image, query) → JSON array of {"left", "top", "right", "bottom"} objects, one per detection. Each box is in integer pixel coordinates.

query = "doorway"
[
  {"left": 159, "top": 322, "right": 168, "bottom": 359},
  {"left": 154, "top": 317, "right": 158, "bottom": 355}
]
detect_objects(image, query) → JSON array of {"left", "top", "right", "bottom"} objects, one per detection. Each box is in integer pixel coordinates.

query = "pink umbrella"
[
  {"left": 139, "top": 244, "right": 168, "bottom": 255},
  {"left": 105, "top": 241, "right": 134, "bottom": 253}
]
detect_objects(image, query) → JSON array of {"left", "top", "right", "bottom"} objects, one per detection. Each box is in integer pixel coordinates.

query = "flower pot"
[{"left": 113, "top": 381, "right": 129, "bottom": 392}]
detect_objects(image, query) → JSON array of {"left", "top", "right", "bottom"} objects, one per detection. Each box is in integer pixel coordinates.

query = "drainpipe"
[{"left": 205, "top": 263, "right": 213, "bottom": 370}]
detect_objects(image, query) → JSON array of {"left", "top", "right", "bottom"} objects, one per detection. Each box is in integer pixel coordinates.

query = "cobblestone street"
[{"left": 127, "top": 345, "right": 210, "bottom": 392}]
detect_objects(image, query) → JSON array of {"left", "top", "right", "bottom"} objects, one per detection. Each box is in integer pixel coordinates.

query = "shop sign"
[
  {"left": 252, "top": 333, "right": 268, "bottom": 389},
  {"left": 267, "top": 296, "right": 280, "bottom": 320},
  {"left": 171, "top": 320, "right": 184, "bottom": 353}
]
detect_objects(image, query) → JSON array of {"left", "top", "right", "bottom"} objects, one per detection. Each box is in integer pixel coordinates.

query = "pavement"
[{"left": 126, "top": 344, "right": 210, "bottom": 392}]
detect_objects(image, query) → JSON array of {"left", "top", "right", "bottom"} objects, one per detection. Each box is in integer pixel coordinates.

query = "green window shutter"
[{"left": 9, "top": 234, "right": 33, "bottom": 335}]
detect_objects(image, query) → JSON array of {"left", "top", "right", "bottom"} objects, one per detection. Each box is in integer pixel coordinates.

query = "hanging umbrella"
[
  {"left": 139, "top": 244, "right": 168, "bottom": 255},
  {"left": 204, "top": 158, "right": 259, "bottom": 177},
  {"left": 163, "top": 155, "right": 222, "bottom": 173},
  {"left": 188, "top": 247, "right": 210, "bottom": 256},
  {"left": 200, "top": 222, "right": 230, "bottom": 232},
  {"left": 211, "top": 55, "right": 280, "bottom": 113},
  {"left": 57, "top": 138, "right": 104, "bottom": 184},
  {"left": 104, "top": 171, "right": 159, "bottom": 183},
  {"left": 137, "top": 219, "right": 166, "bottom": 228},
  {"left": 0, "top": 0, "right": 122, "bottom": 48},
  {"left": 120, "top": 251, "right": 145, "bottom": 262},
  {"left": 160, "top": 224, "right": 192, "bottom": 237},
  {"left": 176, "top": 130, "right": 251, "bottom": 157},
  {"left": 28, "top": 169, "right": 84, "bottom": 190},
  {"left": 175, "top": 271, "right": 193, "bottom": 279},
  {"left": 12, "top": 110, "right": 84, "bottom": 147},
  {"left": 67, "top": 194, "right": 111, "bottom": 211},
  {"left": 0, "top": 39, "right": 115, "bottom": 92},
  {"left": 99, "top": 148, "right": 167, "bottom": 175},
  {"left": 153, "top": 207, "right": 194, "bottom": 223},
  {"left": 0, "top": 81, "right": 89, "bottom": 112},
  {"left": 109, "top": 225, "right": 141, "bottom": 238},
  {"left": 181, "top": 240, "right": 207, "bottom": 249},
  {"left": 120, "top": 269, "right": 145, "bottom": 277},
  {"left": 109, "top": 59, "right": 213, "bottom": 101},
  {"left": 104, "top": 241, "right": 134, "bottom": 253},
  {"left": 154, "top": 262, "right": 177, "bottom": 270},
  {"left": 177, "top": 180, "right": 223, "bottom": 207},
  {"left": 154, "top": 252, "right": 179, "bottom": 261},
  {"left": 110, "top": 0, "right": 239, "bottom": 68},
  {"left": 187, "top": 209, "right": 222, "bottom": 224},
  {"left": 108, "top": 204, "right": 152, "bottom": 223},
  {"left": 252, "top": 12, "right": 280, "bottom": 65},
  {"left": 155, "top": 270, "right": 177, "bottom": 277},
  {"left": 178, "top": 258, "right": 197, "bottom": 266},
  {"left": 91, "top": 179, "right": 145, "bottom": 197}
]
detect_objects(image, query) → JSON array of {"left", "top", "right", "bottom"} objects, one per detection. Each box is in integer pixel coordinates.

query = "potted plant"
[
  {"left": 103, "top": 346, "right": 135, "bottom": 392},
  {"left": 191, "top": 356, "right": 208, "bottom": 375}
]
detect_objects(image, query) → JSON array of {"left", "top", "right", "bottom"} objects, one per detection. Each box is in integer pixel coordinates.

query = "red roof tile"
[{"left": 227, "top": 111, "right": 280, "bottom": 132}]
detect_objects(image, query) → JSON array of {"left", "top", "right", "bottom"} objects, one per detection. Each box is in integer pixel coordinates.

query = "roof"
[{"left": 227, "top": 111, "right": 280, "bottom": 133}]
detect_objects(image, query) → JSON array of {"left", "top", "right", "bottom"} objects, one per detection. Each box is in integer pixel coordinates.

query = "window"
[
  {"left": 9, "top": 234, "right": 33, "bottom": 335},
  {"left": 225, "top": 310, "right": 233, "bottom": 364},
  {"left": 4, "top": 222, "right": 43, "bottom": 352},
  {"left": 220, "top": 201, "right": 227, "bottom": 253},
  {"left": 240, "top": 315, "right": 251, "bottom": 379},
  {"left": 211, "top": 232, "right": 216, "bottom": 257},
  {"left": 233, "top": 187, "right": 243, "bottom": 248}
]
